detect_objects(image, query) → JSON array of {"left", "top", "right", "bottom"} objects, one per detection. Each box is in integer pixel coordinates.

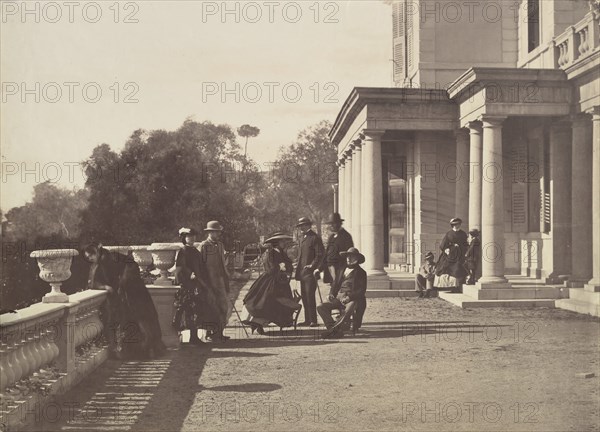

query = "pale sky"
[{"left": 1, "top": 1, "right": 392, "bottom": 211}]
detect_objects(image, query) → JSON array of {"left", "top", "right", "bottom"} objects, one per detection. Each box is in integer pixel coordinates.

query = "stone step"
[
  {"left": 390, "top": 279, "right": 415, "bottom": 290},
  {"left": 439, "top": 291, "right": 556, "bottom": 309},
  {"left": 555, "top": 298, "right": 600, "bottom": 318},
  {"left": 569, "top": 288, "right": 600, "bottom": 305},
  {"left": 462, "top": 284, "right": 566, "bottom": 300},
  {"left": 366, "top": 289, "right": 419, "bottom": 298}
]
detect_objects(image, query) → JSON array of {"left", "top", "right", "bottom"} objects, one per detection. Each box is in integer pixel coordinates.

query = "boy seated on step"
[{"left": 415, "top": 252, "right": 436, "bottom": 298}]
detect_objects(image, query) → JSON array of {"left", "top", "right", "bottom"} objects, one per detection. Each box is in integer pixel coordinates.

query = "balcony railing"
[
  {"left": 1, "top": 242, "right": 242, "bottom": 429},
  {"left": 554, "top": 9, "right": 599, "bottom": 70}
]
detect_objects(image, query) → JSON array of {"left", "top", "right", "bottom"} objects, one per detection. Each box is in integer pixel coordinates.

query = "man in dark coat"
[
  {"left": 320, "top": 212, "right": 354, "bottom": 288},
  {"left": 294, "top": 217, "right": 324, "bottom": 327},
  {"left": 318, "top": 247, "right": 367, "bottom": 338}
]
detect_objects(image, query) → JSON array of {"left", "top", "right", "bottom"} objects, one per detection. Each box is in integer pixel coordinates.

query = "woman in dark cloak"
[
  {"left": 172, "top": 228, "right": 210, "bottom": 344},
  {"left": 84, "top": 243, "right": 166, "bottom": 359},
  {"left": 241, "top": 232, "right": 301, "bottom": 334},
  {"left": 435, "top": 217, "right": 469, "bottom": 288}
]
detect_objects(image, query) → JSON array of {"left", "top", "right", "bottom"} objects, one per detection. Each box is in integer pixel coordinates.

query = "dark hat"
[
  {"left": 340, "top": 247, "right": 365, "bottom": 264},
  {"left": 424, "top": 252, "right": 434, "bottom": 260},
  {"left": 264, "top": 232, "right": 293, "bottom": 244},
  {"left": 450, "top": 217, "right": 462, "bottom": 226},
  {"left": 325, "top": 212, "right": 344, "bottom": 225},
  {"left": 295, "top": 217, "right": 312, "bottom": 227},
  {"left": 468, "top": 229, "right": 480, "bottom": 237},
  {"left": 204, "top": 221, "right": 223, "bottom": 231},
  {"left": 178, "top": 227, "right": 197, "bottom": 236}
]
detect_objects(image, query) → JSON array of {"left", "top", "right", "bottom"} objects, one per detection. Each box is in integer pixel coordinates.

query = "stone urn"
[
  {"left": 130, "top": 246, "right": 153, "bottom": 271},
  {"left": 30, "top": 249, "right": 79, "bottom": 303},
  {"left": 148, "top": 243, "right": 181, "bottom": 286}
]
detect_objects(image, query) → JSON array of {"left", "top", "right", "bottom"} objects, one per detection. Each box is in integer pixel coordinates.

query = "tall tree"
[{"left": 237, "top": 124, "right": 260, "bottom": 158}]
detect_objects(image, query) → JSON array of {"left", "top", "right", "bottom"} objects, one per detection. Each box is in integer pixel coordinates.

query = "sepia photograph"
[{"left": 1, "top": 1, "right": 599, "bottom": 431}]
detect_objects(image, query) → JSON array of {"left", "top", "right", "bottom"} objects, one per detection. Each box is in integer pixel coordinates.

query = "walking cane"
[
  {"left": 227, "top": 297, "right": 250, "bottom": 338},
  {"left": 315, "top": 277, "right": 324, "bottom": 304}
]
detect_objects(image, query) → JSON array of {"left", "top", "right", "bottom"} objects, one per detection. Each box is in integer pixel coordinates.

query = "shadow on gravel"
[{"left": 198, "top": 383, "right": 282, "bottom": 393}]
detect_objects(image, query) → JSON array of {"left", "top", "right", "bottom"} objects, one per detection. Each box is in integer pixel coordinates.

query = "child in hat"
[
  {"left": 465, "top": 229, "right": 481, "bottom": 285},
  {"left": 416, "top": 252, "right": 436, "bottom": 298}
]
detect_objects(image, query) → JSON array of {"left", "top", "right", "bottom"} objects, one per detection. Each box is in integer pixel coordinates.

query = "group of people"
[
  {"left": 415, "top": 217, "right": 481, "bottom": 298},
  {"left": 241, "top": 212, "right": 367, "bottom": 339},
  {"left": 83, "top": 212, "right": 369, "bottom": 359}
]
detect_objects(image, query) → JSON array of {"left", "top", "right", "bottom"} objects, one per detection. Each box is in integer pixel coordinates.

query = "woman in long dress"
[
  {"left": 434, "top": 217, "right": 469, "bottom": 290},
  {"left": 172, "top": 228, "right": 205, "bottom": 345},
  {"left": 242, "top": 232, "right": 301, "bottom": 334},
  {"left": 84, "top": 243, "right": 166, "bottom": 359}
]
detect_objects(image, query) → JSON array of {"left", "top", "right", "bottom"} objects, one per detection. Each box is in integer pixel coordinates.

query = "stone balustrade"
[{"left": 554, "top": 9, "right": 599, "bottom": 69}]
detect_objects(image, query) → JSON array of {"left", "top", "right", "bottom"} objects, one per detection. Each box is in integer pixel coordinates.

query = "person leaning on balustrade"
[{"left": 84, "top": 243, "right": 166, "bottom": 359}]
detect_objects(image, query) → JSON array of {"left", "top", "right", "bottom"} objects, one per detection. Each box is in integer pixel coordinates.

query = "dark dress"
[
  {"left": 242, "top": 247, "right": 300, "bottom": 328},
  {"left": 435, "top": 229, "right": 469, "bottom": 282},
  {"left": 88, "top": 248, "right": 165, "bottom": 359},
  {"left": 172, "top": 245, "right": 226, "bottom": 332},
  {"left": 465, "top": 237, "right": 481, "bottom": 284}
]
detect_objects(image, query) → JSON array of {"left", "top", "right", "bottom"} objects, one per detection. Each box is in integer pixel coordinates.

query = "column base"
[
  {"left": 584, "top": 283, "right": 600, "bottom": 293},
  {"left": 476, "top": 277, "right": 511, "bottom": 290},
  {"left": 42, "top": 292, "right": 69, "bottom": 303},
  {"left": 564, "top": 278, "right": 589, "bottom": 288},
  {"left": 366, "top": 272, "right": 390, "bottom": 289}
]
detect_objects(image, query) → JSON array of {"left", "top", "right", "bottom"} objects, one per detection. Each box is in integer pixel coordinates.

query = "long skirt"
[{"left": 242, "top": 272, "right": 299, "bottom": 327}]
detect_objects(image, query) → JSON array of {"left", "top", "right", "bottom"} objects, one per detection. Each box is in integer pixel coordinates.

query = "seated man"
[
  {"left": 415, "top": 252, "right": 436, "bottom": 298},
  {"left": 317, "top": 247, "right": 367, "bottom": 338}
]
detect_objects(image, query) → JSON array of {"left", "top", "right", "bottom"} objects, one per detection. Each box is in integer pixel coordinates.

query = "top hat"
[
  {"left": 178, "top": 227, "right": 197, "bottom": 236},
  {"left": 204, "top": 221, "right": 224, "bottom": 231},
  {"left": 324, "top": 212, "right": 344, "bottom": 225},
  {"left": 424, "top": 251, "right": 435, "bottom": 260},
  {"left": 264, "top": 232, "right": 293, "bottom": 244},
  {"left": 468, "top": 228, "right": 480, "bottom": 237},
  {"left": 340, "top": 247, "right": 365, "bottom": 264},
  {"left": 450, "top": 217, "right": 462, "bottom": 226},
  {"left": 295, "top": 217, "right": 313, "bottom": 227}
]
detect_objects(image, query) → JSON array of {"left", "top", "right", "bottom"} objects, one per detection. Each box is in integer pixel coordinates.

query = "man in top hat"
[
  {"left": 317, "top": 247, "right": 367, "bottom": 338},
  {"left": 294, "top": 217, "right": 324, "bottom": 327},
  {"left": 197, "top": 220, "right": 231, "bottom": 342},
  {"left": 465, "top": 228, "right": 481, "bottom": 285},
  {"left": 320, "top": 212, "right": 354, "bottom": 290},
  {"left": 415, "top": 252, "right": 436, "bottom": 298}
]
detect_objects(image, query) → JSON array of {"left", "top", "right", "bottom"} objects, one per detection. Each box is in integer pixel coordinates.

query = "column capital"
[
  {"left": 570, "top": 112, "right": 592, "bottom": 126},
  {"left": 586, "top": 106, "right": 600, "bottom": 120},
  {"left": 466, "top": 120, "right": 482, "bottom": 134},
  {"left": 479, "top": 115, "right": 507, "bottom": 128},
  {"left": 351, "top": 138, "right": 363, "bottom": 150},
  {"left": 344, "top": 148, "right": 353, "bottom": 160},
  {"left": 361, "top": 129, "right": 385, "bottom": 141}
]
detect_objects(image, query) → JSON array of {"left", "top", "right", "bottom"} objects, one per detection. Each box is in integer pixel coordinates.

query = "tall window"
[{"left": 527, "top": 0, "right": 540, "bottom": 52}]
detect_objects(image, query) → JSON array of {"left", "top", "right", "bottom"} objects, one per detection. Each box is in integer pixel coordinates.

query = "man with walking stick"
[{"left": 294, "top": 217, "right": 324, "bottom": 327}]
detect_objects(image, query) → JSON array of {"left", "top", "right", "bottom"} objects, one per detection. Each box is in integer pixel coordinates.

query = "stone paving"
[{"left": 22, "top": 278, "right": 600, "bottom": 432}]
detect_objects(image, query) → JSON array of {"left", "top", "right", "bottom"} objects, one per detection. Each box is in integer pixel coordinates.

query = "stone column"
[
  {"left": 332, "top": 184, "right": 339, "bottom": 213},
  {"left": 547, "top": 120, "right": 572, "bottom": 283},
  {"left": 351, "top": 140, "right": 363, "bottom": 248},
  {"left": 455, "top": 128, "right": 470, "bottom": 227},
  {"left": 467, "top": 121, "right": 483, "bottom": 231},
  {"left": 344, "top": 150, "right": 353, "bottom": 232},
  {"left": 338, "top": 158, "right": 346, "bottom": 221},
  {"left": 568, "top": 114, "right": 593, "bottom": 286},
  {"left": 586, "top": 108, "right": 600, "bottom": 292},
  {"left": 361, "top": 130, "right": 387, "bottom": 280},
  {"left": 477, "top": 116, "right": 510, "bottom": 288}
]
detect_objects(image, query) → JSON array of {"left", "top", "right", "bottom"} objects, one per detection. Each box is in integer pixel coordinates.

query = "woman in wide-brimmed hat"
[{"left": 241, "top": 232, "right": 302, "bottom": 334}]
